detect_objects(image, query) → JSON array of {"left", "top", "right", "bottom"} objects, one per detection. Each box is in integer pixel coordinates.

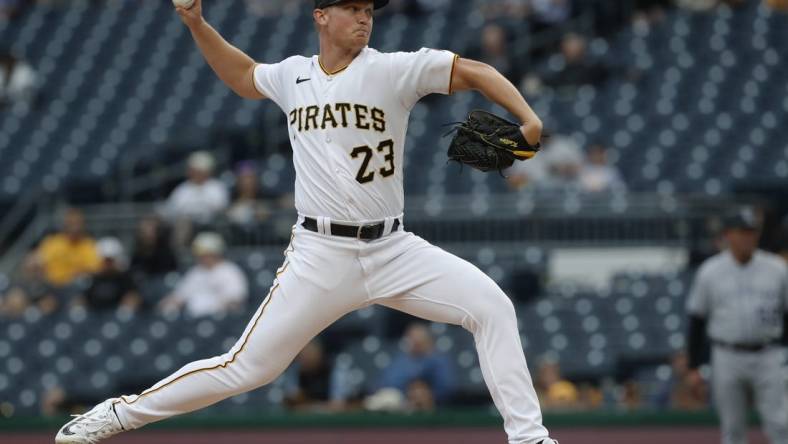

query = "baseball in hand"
[{"left": 172, "top": 0, "right": 195, "bottom": 9}]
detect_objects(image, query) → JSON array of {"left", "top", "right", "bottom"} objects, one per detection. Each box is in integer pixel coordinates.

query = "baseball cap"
[
  {"left": 97, "top": 237, "right": 125, "bottom": 259},
  {"left": 188, "top": 151, "right": 215, "bottom": 173},
  {"left": 723, "top": 208, "right": 759, "bottom": 231},
  {"left": 192, "top": 232, "right": 225, "bottom": 256},
  {"left": 97, "top": 237, "right": 127, "bottom": 266},
  {"left": 314, "top": 0, "right": 389, "bottom": 10}
]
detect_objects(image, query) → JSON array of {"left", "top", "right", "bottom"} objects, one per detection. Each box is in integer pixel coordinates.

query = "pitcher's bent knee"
[
  {"left": 490, "top": 291, "right": 518, "bottom": 324},
  {"left": 463, "top": 286, "right": 518, "bottom": 333}
]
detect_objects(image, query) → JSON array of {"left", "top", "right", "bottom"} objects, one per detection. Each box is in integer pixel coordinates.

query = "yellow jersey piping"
[
  {"left": 449, "top": 53, "right": 459, "bottom": 95},
  {"left": 318, "top": 56, "right": 351, "bottom": 76}
]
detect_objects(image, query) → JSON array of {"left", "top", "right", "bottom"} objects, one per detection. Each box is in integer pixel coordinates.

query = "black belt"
[
  {"left": 713, "top": 340, "right": 779, "bottom": 353},
  {"left": 302, "top": 217, "right": 400, "bottom": 241}
]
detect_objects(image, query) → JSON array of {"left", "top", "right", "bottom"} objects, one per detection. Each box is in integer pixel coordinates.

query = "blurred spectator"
[
  {"left": 74, "top": 237, "right": 141, "bottom": 313},
  {"left": 364, "top": 380, "right": 439, "bottom": 413},
  {"left": 618, "top": 379, "right": 643, "bottom": 411},
  {"left": 525, "top": 33, "right": 612, "bottom": 96},
  {"left": 226, "top": 162, "right": 271, "bottom": 228},
  {"left": 42, "top": 386, "right": 101, "bottom": 417},
  {"left": 226, "top": 158, "right": 295, "bottom": 243},
  {"left": 505, "top": 148, "right": 549, "bottom": 191},
  {"left": 0, "top": 252, "right": 58, "bottom": 318},
  {"left": 0, "top": 48, "right": 37, "bottom": 107},
  {"left": 0, "top": 1, "right": 22, "bottom": 21},
  {"left": 628, "top": 0, "right": 670, "bottom": 34},
  {"left": 405, "top": 379, "right": 436, "bottom": 411},
  {"left": 37, "top": 208, "right": 101, "bottom": 288},
  {"left": 544, "top": 157, "right": 582, "bottom": 189},
  {"left": 578, "top": 143, "right": 626, "bottom": 193},
  {"left": 541, "top": 136, "right": 583, "bottom": 189},
  {"left": 370, "top": 323, "right": 455, "bottom": 410},
  {"left": 507, "top": 135, "right": 583, "bottom": 191},
  {"left": 765, "top": 0, "right": 788, "bottom": 11},
  {"left": 165, "top": 151, "right": 229, "bottom": 221},
  {"left": 652, "top": 351, "right": 709, "bottom": 410},
  {"left": 284, "top": 339, "right": 348, "bottom": 412},
  {"left": 577, "top": 382, "right": 604, "bottom": 409},
  {"left": 164, "top": 151, "right": 229, "bottom": 245},
  {"left": 130, "top": 215, "right": 178, "bottom": 279},
  {"left": 475, "top": 0, "right": 530, "bottom": 21},
  {"left": 550, "top": 33, "right": 610, "bottom": 88},
  {"left": 158, "top": 232, "right": 248, "bottom": 317},
  {"left": 531, "top": 0, "right": 571, "bottom": 30},
  {"left": 535, "top": 357, "right": 581, "bottom": 410},
  {"left": 473, "top": 24, "right": 517, "bottom": 81}
]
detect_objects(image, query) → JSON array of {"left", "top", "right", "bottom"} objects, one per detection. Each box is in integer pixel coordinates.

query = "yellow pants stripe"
[{"left": 117, "top": 231, "right": 296, "bottom": 406}]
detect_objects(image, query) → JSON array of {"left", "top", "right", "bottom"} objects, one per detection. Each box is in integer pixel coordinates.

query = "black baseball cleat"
[{"left": 538, "top": 440, "right": 559, "bottom": 444}]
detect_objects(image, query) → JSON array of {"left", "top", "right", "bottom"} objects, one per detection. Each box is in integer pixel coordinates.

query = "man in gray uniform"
[{"left": 687, "top": 209, "right": 788, "bottom": 444}]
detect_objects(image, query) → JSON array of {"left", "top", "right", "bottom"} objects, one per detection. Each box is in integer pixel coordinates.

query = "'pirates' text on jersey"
[{"left": 253, "top": 47, "right": 457, "bottom": 222}]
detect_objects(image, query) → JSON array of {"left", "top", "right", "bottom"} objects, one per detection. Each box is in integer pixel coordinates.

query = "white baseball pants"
[
  {"left": 113, "top": 223, "right": 550, "bottom": 444},
  {"left": 711, "top": 346, "right": 788, "bottom": 444}
]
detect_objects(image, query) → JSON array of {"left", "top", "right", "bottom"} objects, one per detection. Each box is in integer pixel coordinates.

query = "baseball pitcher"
[{"left": 56, "top": 1, "right": 554, "bottom": 443}]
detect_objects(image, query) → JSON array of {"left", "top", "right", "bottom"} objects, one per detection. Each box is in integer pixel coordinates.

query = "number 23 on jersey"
[{"left": 351, "top": 139, "right": 395, "bottom": 184}]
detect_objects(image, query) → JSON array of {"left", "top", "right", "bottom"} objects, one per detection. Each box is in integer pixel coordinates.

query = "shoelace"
[{"left": 67, "top": 409, "right": 119, "bottom": 443}]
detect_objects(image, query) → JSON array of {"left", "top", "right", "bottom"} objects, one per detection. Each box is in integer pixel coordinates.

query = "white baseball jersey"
[
  {"left": 253, "top": 47, "right": 457, "bottom": 222},
  {"left": 687, "top": 249, "right": 788, "bottom": 344}
]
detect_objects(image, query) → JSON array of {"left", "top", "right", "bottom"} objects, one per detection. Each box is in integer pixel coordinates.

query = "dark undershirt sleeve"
[
  {"left": 687, "top": 314, "right": 708, "bottom": 370},
  {"left": 783, "top": 313, "right": 788, "bottom": 345}
]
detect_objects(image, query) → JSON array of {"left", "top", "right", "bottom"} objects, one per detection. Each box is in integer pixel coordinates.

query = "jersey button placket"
[
  {"left": 321, "top": 77, "right": 339, "bottom": 174},
  {"left": 319, "top": 72, "right": 354, "bottom": 216},
  {"left": 324, "top": 79, "right": 334, "bottom": 145},
  {"left": 738, "top": 268, "right": 754, "bottom": 343}
]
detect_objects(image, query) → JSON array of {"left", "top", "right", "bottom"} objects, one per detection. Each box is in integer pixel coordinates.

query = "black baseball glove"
[{"left": 446, "top": 110, "right": 541, "bottom": 174}]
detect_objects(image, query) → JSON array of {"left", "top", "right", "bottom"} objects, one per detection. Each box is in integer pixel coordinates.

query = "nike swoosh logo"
[
  {"left": 62, "top": 423, "right": 76, "bottom": 436},
  {"left": 296, "top": 77, "right": 311, "bottom": 84}
]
